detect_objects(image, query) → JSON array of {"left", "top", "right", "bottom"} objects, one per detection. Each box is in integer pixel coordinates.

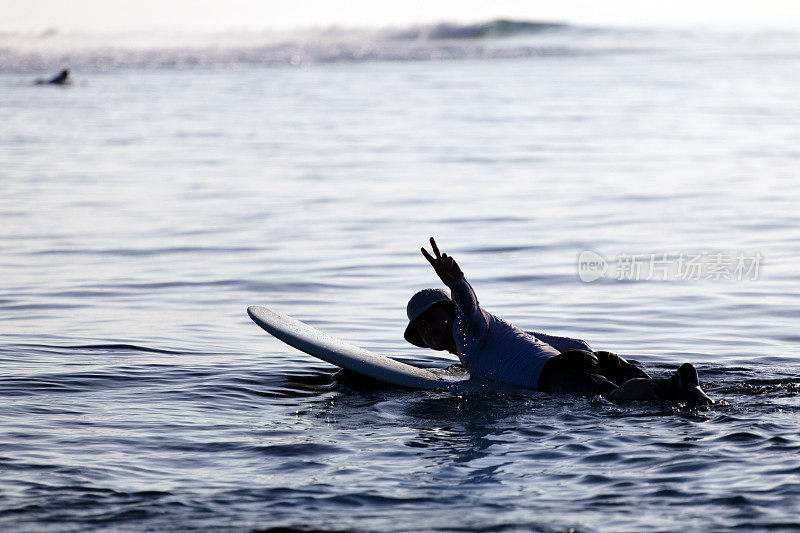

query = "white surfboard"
[{"left": 247, "top": 305, "right": 471, "bottom": 390}]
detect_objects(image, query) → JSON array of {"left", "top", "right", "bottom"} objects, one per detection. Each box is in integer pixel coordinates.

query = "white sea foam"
[{"left": 3, "top": 19, "right": 798, "bottom": 72}]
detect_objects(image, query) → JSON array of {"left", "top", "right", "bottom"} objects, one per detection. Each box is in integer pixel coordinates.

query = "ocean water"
[{"left": 2, "top": 22, "right": 800, "bottom": 531}]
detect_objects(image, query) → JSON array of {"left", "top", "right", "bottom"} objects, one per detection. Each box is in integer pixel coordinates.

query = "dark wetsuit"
[{"left": 538, "top": 349, "right": 651, "bottom": 396}]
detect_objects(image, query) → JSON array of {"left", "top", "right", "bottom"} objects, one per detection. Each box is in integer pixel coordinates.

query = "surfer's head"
[{"left": 404, "top": 288, "right": 456, "bottom": 352}]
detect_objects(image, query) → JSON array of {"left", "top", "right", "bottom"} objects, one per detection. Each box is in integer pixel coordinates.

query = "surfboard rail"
[{"left": 247, "top": 305, "right": 470, "bottom": 390}]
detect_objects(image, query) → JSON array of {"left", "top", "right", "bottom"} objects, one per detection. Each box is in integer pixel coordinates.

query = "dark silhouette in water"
[{"left": 34, "top": 69, "right": 71, "bottom": 86}]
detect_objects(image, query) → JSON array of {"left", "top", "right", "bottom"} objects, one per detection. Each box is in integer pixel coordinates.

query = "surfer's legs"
[
  {"left": 653, "top": 363, "right": 713, "bottom": 405},
  {"left": 607, "top": 364, "right": 713, "bottom": 404},
  {"left": 605, "top": 378, "right": 658, "bottom": 402},
  {"left": 539, "top": 351, "right": 713, "bottom": 405},
  {"left": 593, "top": 350, "right": 651, "bottom": 385},
  {"left": 538, "top": 350, "right": 618, "bottom": 396}
]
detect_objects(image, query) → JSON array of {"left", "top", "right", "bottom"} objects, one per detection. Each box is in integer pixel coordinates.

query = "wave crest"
[
  {"left": 2, "top": 19, "right": 796, "bottom": 72},
  {"left": 387, "top": 19, "right": 569, "bottom": 40}
]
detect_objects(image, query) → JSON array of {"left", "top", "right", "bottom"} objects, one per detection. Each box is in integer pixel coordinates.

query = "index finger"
[
  {"left": 421, "top": 247, "right": 437, "bottom": 265},
  {"left": 429, "top": 237, "right": 441, "bottom": 258}
]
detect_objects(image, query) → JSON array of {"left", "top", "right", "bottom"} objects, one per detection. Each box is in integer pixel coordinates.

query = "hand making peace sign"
[{"left": 421, "top": 237, "right": 464, "bottom": 286}]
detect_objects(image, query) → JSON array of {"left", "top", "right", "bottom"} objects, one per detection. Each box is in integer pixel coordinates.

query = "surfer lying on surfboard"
[
  {"left": 405, "top": 238, "right": 713, "bottom": 405},
  {"left": 34, "top": 69, "right": 71, "bottom": 85}
]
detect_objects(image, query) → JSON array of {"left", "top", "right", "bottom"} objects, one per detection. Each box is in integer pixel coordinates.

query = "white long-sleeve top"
[{"left": 448, "top": 276, "right": 592, "bottom": 389}]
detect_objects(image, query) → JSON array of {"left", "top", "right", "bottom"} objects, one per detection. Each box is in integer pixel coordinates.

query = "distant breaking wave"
[
  {"left": 386, "top": 19, "right": 570, "bottom": 40},
  {"left": 1, "top": 19, "right": 797, "bottom": 72},
  {"left": 0, "top": 19, "right": 627, "bottom": 72}
]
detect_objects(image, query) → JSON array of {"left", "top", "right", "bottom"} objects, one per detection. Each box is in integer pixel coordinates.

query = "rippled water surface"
[{"left": 2, "top": 27, "right": 800, "bottom": 531}]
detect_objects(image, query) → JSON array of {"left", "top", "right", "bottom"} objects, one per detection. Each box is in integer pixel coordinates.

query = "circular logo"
[{"left": 577, "top": 250, "right": 608, "bottom": 283}]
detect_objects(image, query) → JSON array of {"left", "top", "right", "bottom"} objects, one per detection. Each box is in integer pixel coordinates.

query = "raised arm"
[{"left": 421, "top": 237, "right": 487, "bottom": 335}]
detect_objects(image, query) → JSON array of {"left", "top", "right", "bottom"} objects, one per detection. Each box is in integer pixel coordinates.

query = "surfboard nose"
[{"left": 247, "top": 304, "right": 467, "bottom": 391}]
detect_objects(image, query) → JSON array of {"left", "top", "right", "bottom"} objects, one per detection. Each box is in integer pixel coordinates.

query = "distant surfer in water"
[
  {"left": 34, "top": 69, "right": 71, "bottom": 85},
  {"left": 405, "top": 237, "right": 713, "bottom": 405}
]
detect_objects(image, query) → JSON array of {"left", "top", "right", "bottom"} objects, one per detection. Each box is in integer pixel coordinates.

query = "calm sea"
[{"left": 2, "top": 22, "right": 800, "bottom": 531}]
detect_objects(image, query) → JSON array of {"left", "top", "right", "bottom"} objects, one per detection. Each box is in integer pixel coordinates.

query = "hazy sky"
[{"left": 3, "top": 0, "right": 800, "bottom": 31}]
